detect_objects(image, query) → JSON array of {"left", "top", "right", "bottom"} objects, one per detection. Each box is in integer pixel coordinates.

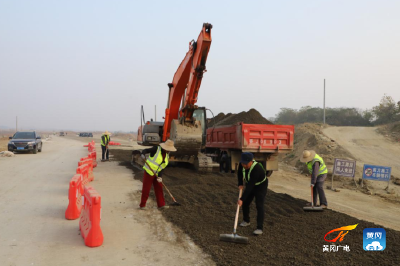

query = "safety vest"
[
  {"left": 143, "top": 146, "right": 169, "bottom": 176},
  {"left": 306, "top": 154, "right": 328, "bottom": 175},
  {"left": 101, "top": 135, "right": 110, "bottom": 146},
  {"left": 242, "top": 160, "right": 267, "bottom": 186}
]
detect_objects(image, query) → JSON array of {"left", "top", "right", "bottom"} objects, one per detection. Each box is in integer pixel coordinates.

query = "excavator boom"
[{"left": 163, "top": 23, "right": 212, "bottom": 141}]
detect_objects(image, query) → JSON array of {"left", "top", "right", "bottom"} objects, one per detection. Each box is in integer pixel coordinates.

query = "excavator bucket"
[
  {"left": 169, "top": 120, "right": 203, "bottom": 158},
  {"left": 169, "top": 120, "right": 219, "bottom": 172}
]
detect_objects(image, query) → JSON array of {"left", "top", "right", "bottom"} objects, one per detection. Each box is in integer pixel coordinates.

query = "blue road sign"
[{"left": 362, "top": 164, "right": 391, "bottom": 182}]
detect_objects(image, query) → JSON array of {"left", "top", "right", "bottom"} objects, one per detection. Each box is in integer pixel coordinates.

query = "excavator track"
[{"left": 194, "top": 153, "right": 220, "bottom": 172}]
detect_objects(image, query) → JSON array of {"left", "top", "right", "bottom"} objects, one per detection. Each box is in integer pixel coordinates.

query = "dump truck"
[{"left": 205, "top": 122, "right": 294, "bottom": 173}]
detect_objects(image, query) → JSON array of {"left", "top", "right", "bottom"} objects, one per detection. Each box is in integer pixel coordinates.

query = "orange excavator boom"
[{"left": 162, "top": 23, "right": 212, "bottom": 141}]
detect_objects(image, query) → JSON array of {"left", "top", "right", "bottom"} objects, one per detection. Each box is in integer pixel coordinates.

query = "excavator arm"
[{"left": 162, "top": 23, "right": 212, "bottom": 141}]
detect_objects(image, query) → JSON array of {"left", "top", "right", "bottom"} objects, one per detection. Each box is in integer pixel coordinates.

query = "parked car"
[
  {"left": 8, "top": 131, "right": 43, "bottom": 154},
  {"left": 60, "top": 132, "right": 65, "bottom": 136},
  {"left": 79, "top": 132, "right": 93, "bottom": 137}
]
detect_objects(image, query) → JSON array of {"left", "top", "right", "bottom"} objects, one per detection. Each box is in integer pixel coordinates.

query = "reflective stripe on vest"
[
  {"left": 242, "top": 161, "right": 267, "bottom": 186},
  {"left": 143, "top": 146, "right": 169, "bottom": 176},
  {"left": 306, "top": 154, "right": 328, "bottom": 175},
  {"left": 101, "top": 135, "right": 109, "bottom": 146}
]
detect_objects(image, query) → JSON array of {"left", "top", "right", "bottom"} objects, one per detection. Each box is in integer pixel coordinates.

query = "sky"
[{"left": 1, "top": 0, "right": 399, "bottom": 131}]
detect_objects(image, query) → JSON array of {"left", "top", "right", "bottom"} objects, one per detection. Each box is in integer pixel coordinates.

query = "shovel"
[
  {"left": 303, "top": 185, "right": 323, "bottom": 212},
  {"left": 219, "top": 189, "right": 249, "bottom": 244}
]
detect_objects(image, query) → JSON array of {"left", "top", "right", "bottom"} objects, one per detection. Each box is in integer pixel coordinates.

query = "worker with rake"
[
  {"left": 100, "top": 131, "right": 111, "bottom": 162},
  {"left": 133, "top": 139, "right": 177, "bottom": 210},
  {"left": 237, "top": 152, "right": 269, "bottom": 235},
  {"left": 300, "top": 150, "right": 328, "bottom": 209}
]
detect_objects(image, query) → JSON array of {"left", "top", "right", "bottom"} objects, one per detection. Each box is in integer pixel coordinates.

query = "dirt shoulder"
[
  {"left": 0, "top": 137, "right": 9, "bottom": 152},
  {"left": 323, "top": 126, "right": 400, "bottom": 202},
  {"left": 376, "top": 121, "right": 400, "bottom": 142}
]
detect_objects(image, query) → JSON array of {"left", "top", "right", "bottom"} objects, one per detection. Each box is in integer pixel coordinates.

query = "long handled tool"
[
  {"left": 303, "top": 185, "right": 323, "bottom": 212},
  {"left": 219, "top": 189, "right": 249, "bottom": 244},
  {"left": 142, "top": 156, "right": 181, "bottom": 206},
  {"left": 162, "top": 182, "right": 181, "bottom": 206}
]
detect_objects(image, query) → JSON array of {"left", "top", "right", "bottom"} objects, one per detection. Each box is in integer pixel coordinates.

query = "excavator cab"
[{"left": 192, "top": 107, "right": 207, "bottom": 147}]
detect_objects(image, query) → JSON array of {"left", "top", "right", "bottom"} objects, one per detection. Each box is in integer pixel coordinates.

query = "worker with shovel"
[
  {"left": 135, "top": 139, "right": 177, "bottom": 210},
  {"left": 237, "top": 152, "right": 269, "bottom": 235},
  {"left": 101, "top": 131, "right": 111, "bottom": 162},
  {"left": 300, "top": 150, "right": 328, "bottom": 209}
]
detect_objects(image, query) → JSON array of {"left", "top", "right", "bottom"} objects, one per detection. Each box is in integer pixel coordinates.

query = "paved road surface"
[{"left": 0, "top": 136, "right": 213, "bottom": 266}]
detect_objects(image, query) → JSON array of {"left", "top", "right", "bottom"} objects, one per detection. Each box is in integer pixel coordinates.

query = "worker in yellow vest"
[
  {"left": 101, "top": 131, "right": 111, "bottom": 162},
  {"left": 135, "top": 139, "right": 177, "bottom": 210},
  {"left": 300, "top": 150, "right": 328, "bottom": 208}
]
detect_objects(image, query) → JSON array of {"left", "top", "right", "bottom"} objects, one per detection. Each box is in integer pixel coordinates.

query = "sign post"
[
  {"left": 332, "top": 159, "right": 357, "bottom": 189},
  {"left": 362, "top": 164, "right": 391, "bottom": 189}
]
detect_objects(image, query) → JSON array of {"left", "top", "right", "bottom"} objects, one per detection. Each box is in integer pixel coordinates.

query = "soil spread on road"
[
  {"left": 208, "top": 109, "right": 273, "bottom": 127},
  {"left": 113, "top": 149, "right": 400, "bottom": 266}
]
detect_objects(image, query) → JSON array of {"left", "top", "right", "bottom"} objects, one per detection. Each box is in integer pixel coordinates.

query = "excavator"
[{"left": 136, "top": 23, "right": 218, "bottom": 171}]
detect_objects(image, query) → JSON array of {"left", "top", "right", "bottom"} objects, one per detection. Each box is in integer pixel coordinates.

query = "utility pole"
[{"left": 323, "top": 79, "right": 326, "bottom": 125}]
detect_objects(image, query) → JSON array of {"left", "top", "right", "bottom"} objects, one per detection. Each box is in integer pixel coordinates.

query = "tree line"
[{"left": 274, "top": 94, "right": 400, "bottom": 126}]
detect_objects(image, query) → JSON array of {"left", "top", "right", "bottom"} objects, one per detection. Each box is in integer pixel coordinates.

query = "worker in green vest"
[
  {"left": 237, "top": 152, "right": 270, "bottom": 235},
  {"left": 135, "top": 139, "right": 177, "bottom": 210},
  {"left": 101, "top": 131, "right": 111, "bottom": 162},
  {"left": 300, "top": 150, "right": 328, "bottom": 208}
]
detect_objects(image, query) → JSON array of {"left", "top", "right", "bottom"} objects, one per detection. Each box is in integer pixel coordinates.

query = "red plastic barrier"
[
  {"left": 65, "top": 174, "right": 83, "bottom": 220},
  {"left": 88, "top": 141, "right": 96, "bottom": 152},
  {"left": 79, "top": 185, "right": 103, "bottom": 247},
  {"left": 76, "top": 164, "right": 89, "bottom": 186},
  {"left": 79, "top": 159, "right": 94, "bottom": 182},
  {"left": 89, "top": 151, "right": 97, "bottom": 168},
  {"left": 108, "top": 141, "right": 121, "bottom": 146},
  {"left": 84, "top": 144, "right": 89, "bottom": 147}
]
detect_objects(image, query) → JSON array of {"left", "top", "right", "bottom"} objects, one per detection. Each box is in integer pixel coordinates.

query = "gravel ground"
[{"left": 113, "top": 149, "right": 400, "bottom": 266}]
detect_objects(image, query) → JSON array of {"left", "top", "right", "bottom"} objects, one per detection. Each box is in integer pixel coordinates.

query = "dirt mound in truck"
[
  {"left": 209, "top": 109, "right": 272, "bottom": 127},
  {"left": 113, "top": 149, "right": 400, "bottom": 266}
]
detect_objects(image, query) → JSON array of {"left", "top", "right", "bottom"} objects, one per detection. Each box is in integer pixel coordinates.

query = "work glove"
[
  {"left": 311, "top": 184, "right": 315, "bottom": 187},
  {"left": 157, "top": 177, "right": 162, "bottom": 183}
]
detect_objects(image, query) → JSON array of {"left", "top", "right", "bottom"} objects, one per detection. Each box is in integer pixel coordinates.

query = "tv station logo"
[{"left": 363, "top": 228, "right": 386, "bottom": 251}]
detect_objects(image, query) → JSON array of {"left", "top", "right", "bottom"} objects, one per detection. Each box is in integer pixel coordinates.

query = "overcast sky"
[{"left": 1, "top": 0, "right": 399, "bottom": 132}]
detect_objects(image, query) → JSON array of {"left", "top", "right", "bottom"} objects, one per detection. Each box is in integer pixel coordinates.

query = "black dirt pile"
[
  {"left": 208, "top": 112, "right": 231, "bottom": 127},
  {"left": 113, "top": 149, "right": 400, "bottom": 266},
  {"left": 209, "top": 109, "right": 273, "bottom": 127}
]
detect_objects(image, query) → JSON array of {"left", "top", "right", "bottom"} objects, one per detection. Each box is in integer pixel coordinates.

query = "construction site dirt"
[
  {"left": 208, "top": 109, "right": 273, "bottom": 127},
  {"left": 113, "top": 149, "right": 400, "bottom": 266}
]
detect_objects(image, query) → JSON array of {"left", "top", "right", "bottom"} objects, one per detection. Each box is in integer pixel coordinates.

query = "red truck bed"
[{"left": 206, "top": 123, "right": 294, "bottom": 153}]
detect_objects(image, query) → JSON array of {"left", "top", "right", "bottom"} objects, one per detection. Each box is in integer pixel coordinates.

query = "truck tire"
[
  {"left": 33, "top": 147, "right": 37, "bottom": 154},
  {"left": 219, "top": 154, "right": 231, "bottom": 173},
  {"left": 38, "top": 144, "right": 42, "bottom": 152}
]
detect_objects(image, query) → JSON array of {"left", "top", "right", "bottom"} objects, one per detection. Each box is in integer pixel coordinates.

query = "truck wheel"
[
  {"left": 219, "top": 154, "right": 231, "bottom": 173},
  {"left": 33, "top": 147, "right": 37, "bottom": 154},
  {"left": 38, "top": 144, "right": 42, "bottom": 152}
]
